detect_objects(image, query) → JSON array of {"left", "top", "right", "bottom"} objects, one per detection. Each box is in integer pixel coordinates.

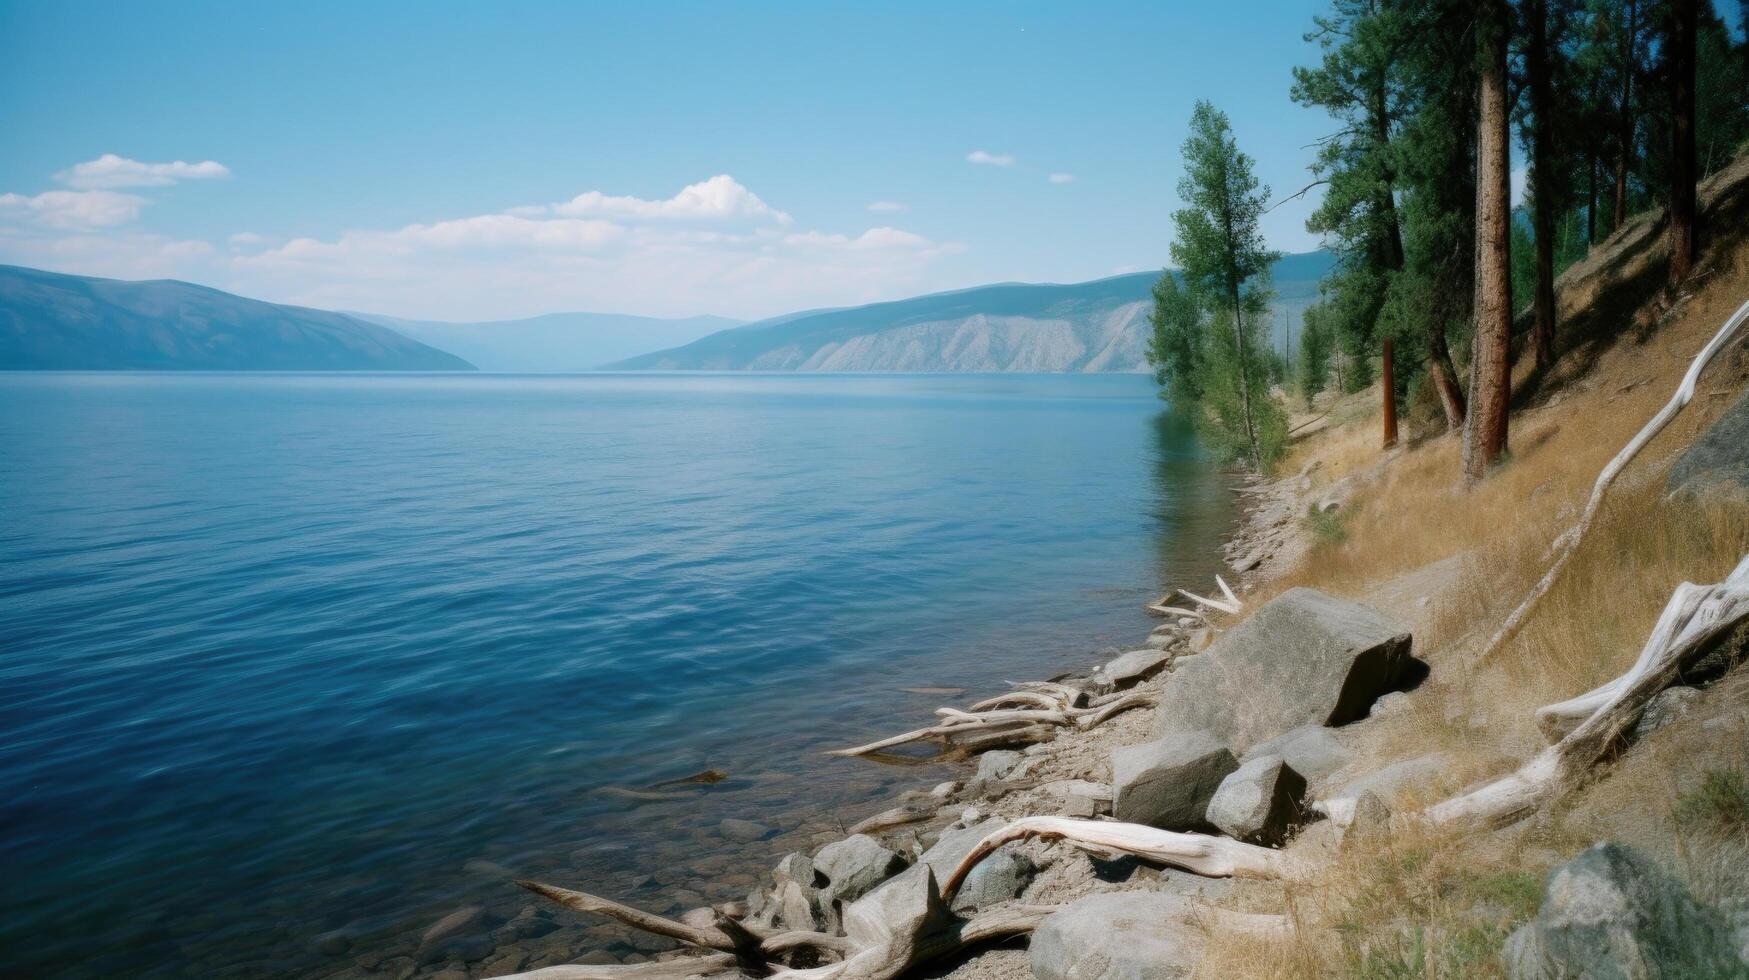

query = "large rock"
[
  {"left": 1206, "top": 755, "right": 1307, "bottom": 846},
  {"left": 1321, "top": 752, "right": 1453, "bottom": 820},
  {"left": 1030, "top": 892, "right": 1203, "bottom": 980},
  {"left": 1505, "top": 842, "right": 1745, "bottom": 979},
  {"left": 1632, "top": 686, "right": 1703, "bottom": 740},
  {"left": 1668, "top": 388, "right": 1749, "bottom": 497},
  {"left": 814, "top": 834, "right": 908, "bottom": 908},
  {"left": 975, "top": 749, "right": 1025, "bottom": 783},
  {"left": 1111, "top": 732, "right": 1237, "bottom": 830},
  {"left": 1240, "top": 725, "right": 1354, "bottom": 785},
  {"left": 1154, "top": 588, "right": 1418, "bottom": 752},
  {"left": 1097, "top": 649, "right": 1174, "bottom": 688}
]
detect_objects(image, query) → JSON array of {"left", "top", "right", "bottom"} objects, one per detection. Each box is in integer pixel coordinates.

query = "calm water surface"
[{"left": 0, "top": 372, "right": 1234, "bottom": 977}]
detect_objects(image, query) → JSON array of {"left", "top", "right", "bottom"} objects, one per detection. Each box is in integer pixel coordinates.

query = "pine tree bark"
[
  {"left": 1667, "top": 0, "right": 1698, "bottom": 284},
  {"left": 1381, "top": 338, "right": 1398, "bottom": 448},
  {"left": 1528, "top": 0, "right": 1559, "bottom": 371},
  {"left": 1464, "top": 0, "right": 1513, "bottom": 485},
  {"left": 1426, "top": 324, "right": 1467, "bottom": 430},
  {"left": 1612, "top": 0, "right": 1640, "bottom": 232}
]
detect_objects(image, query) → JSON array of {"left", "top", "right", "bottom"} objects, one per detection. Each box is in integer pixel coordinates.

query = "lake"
[{"left": 0, "top": 372, "right": 1234, "bottom": 977}]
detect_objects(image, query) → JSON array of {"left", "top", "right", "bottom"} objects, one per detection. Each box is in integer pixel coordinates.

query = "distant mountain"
[
  {"left": 608, "top": 251, "right": 1335, "bottom": 373},
  {"left": 0, "top": 265, "right": 473, "bottom": 371},
  {"left": 353, "top": 311, "right": 743, "bottom": 372}
]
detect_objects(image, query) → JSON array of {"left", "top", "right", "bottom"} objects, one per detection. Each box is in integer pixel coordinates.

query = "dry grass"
[{"left": 1191, "top": 188, "right": 1749, "bottom": 977}]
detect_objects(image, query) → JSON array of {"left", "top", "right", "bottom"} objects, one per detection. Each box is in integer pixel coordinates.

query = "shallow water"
[{"left": 0, "top": 372, "right": 1234, "bottom": 977}]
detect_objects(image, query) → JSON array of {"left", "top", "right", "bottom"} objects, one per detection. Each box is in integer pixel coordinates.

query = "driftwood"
[
  {"left": 827, "top": 683, "right": 1157, "bottom": 758},
  {"left": 514, "top": 869, "right": 1055, "bottom": 980},
  {"left": 939, "top": 816, "right": 1301, "bottom": 900},
  {"left": 1425, "top": 552, "right": 1749, "bottom": 829},
  {"left": 1478, "top": 296, "right": 1749, "bottom": 665}
]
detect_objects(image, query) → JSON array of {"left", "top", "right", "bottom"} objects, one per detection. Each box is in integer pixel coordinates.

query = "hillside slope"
[
  {"left": 610, "top": 251, "right": 1334, "bottom": 372},
  {"left": 353, "top": 311, "right": 742, "bottom": 372},
  {"left": 0, "top": 265, "right": 474, "bottom": 371}
]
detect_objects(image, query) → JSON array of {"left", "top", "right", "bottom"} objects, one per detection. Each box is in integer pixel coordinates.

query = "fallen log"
[{"left": 497, "top": 953, "right": 741, "bottom": 980}]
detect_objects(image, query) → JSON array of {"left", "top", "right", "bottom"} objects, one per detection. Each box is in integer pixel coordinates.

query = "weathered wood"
[
  {"left": 518, "top": 881, "right": 745, "bottom": 950},
  {"left": 1427, "top": 553, "right": 1749, "bottom": 829},
  {"left": 496, "top": 953, "right": 741, "bottom": 980},
  {"left": 1478, "top": 296, "right": 1749, "bottom": 664},
  {"left": 940, "top": 816, "right": 1299, "bottom": 900}
]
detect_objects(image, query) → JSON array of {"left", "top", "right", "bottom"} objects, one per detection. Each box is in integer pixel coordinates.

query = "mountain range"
[
  {"left": 0, "top": 265, "right": 472, "bottom": 371},
  {"left": 609, "top": 251, "right": 1334, "bottom": 373},
  {"left": 0, "top": 251, "right": 1334, "bottom": 373}
]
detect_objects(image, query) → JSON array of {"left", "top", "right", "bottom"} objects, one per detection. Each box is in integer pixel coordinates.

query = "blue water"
[{"left": 0, "top": 372, "right": 1233, "bottom": 978}]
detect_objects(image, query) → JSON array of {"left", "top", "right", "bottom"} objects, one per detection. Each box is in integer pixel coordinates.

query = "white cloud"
[
  {"left": 541, "top": 174, "right": 791, "bottom": 225},
  {"left": 1048, "top": 173, "right": 1076, "bottom": 184},
  {"left": 228, "top": 232, "right": 269, "bottom": 249},
  {"left": 966, "top": 150, "right": 1015, "bottom": 167},
  {"left": 55, "top": 153, "right": 230, "bottom": 190},
  {"left": 0, "top": 189, "right": 147, "bottom": 229},
  {"left": 866, "top": 201, "right": 907, "bottom": 213},
  {"left": 218, "top": 177, "right": 964, "bottom": 319}
]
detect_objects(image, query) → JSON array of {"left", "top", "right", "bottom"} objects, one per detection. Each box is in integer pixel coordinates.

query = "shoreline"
[{"left": 399, "top": 468, "right": 1297, "bottom": 980}]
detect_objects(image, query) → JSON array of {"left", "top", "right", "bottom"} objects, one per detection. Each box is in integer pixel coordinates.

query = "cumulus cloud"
[
  {"left": 55, "top": 154, "right": 231, "bottom": 190},
  {"left": 1048, "top": 173, "right": 1076, "bottom": 184},
  {"left": 966, "top": 150, "right": 1015, "bottom": 167},
  {"left": 0, "top": 189, "right": 147, "bottom": 229},
  {"left": 536, "top": 174, "right": 791, "bottom": 225},
  {"left": 866, "top": 201, "right": 907, "bottom": 213}
]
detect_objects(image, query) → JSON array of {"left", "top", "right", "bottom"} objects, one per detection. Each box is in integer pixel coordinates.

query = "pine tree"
[
  {"left": 1170, "top": 101, "right": 1286, "bottom": 470},
  {"left": 1298, "top": 301, "right": 1337, "bottom": 408},
  {"left": 1464, "top": 0, "right": 1515, "bottom": 485},
  {"left": 1144, "top": 271, "right": 1206, "bottom": 408}
]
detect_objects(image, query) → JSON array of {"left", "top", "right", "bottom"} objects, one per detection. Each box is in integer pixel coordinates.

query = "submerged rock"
[
  {"left": 1111, "top": 731, "right": 1237, "bottom": 830},
  {"left": 1504, "top": 842, "right": 1745, "bottom": 979},
  {"left": 1155, "top": 588, "right": 1419, "bottom": 753}
]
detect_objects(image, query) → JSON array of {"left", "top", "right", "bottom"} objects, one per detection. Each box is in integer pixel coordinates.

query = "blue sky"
[{"left": 0, "top": 1, "right": 1570, "bottom": 320}]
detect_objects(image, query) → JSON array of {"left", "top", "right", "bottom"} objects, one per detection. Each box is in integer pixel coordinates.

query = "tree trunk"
[
  {"left": 1612, "top": 0, "right": 1640, "bottom": 232},
  {"left": 1381, "top": 338, "right": 1398, "bottom": 448},
  {"left": 1426, "top": 322, "right": 1467, "bottom": 430},
  {"left": 1528, "top": 0, "right": 1559, "bottom": 371},
  {"left": 1667, "top": 0, "right": 1698, "bottom": 284},
  {"left": 1464, "top": 0, "right": 1513, "bottom": 485}
]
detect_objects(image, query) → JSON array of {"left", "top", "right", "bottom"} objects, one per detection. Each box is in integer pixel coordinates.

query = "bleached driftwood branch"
[
  {"left": 827, "top": 683, "right": 1156, "bottom": 758},
  {"left": 1426, "top": 552, "right": 1749, "bottom": 829},
  {"left": 940, "top": 816, "right": 1301, "bottom": 900},
  {"left": 1478, "top": 297, "right": 1749, "bottom": 665}
]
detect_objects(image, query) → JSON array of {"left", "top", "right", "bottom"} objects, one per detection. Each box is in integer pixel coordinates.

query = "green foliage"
[
  {"left": 1144, "top": 271, "right": 1205, "bottom": 408},
  {"left": 1169, "top": 101, "right": 1285, "bottom": 471},
  {"left": 1677, "top": 768, "right": 1749, "bottom": 836},
  {"left": 1304, "top": 500, "right": 1347, "bottom": 546},
  {"left": 1298, "top": 300, "right": 1336, "bottom": 406}
]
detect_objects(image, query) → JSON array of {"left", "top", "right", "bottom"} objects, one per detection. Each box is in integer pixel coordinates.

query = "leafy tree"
[
  {"left": 1170, "top": 101, "right": 1286, "bottom": 470},
  {"left": 1144, "top": 271, "right": 1205, "bottom": 408}
]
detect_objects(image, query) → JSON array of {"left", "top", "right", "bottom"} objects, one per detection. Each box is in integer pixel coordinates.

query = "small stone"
[
  {"left": 1097, "top": 648, "right": 1174, "bottom": 688},
  {"left": 975, "top": 749, "right": 1024, "bottom": 783},
  {"left": 1342, "top": 791, "right": 1392, "bottom": 850},
  {"left": 1371, "top": 691, "right": 1412, "bottom": 719}
]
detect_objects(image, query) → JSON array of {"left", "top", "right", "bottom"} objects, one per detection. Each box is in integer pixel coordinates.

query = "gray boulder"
[
  {"left": 815, "top": 834, "right": 908, "bottom": 908},
  {"left": 1505, "top": 842, "right": 1746, "bottom": 979},
  {"left": 975, "top": 749, "right": 1025, "bottom": 783},
  {"left": 1098, "top": 649, "right": 1174, "bottom": 688},
  {"left": 1324, "top": 753, "right": 1453, "bottom": 813},
  {"left": 1112, "top": 732, "right": 1238, "bottom": 830},
  {"left": 1030, "top": 892, "right": 1203, "bottom": 980},
  {"left": 1632, "top": 686, "right": 1703, "bottom": 740},
  {"left": 1206, "top": 755, "right": 1307, "bottom": 846},
  {"left": 868, "top": 818, "right": 1038, "bottom": 913},
  {"left": 1154, "top": 588, "right": 1417, "bottom": 752},
  {"left": 1668, "top": 388, "right": 1749, "bottom": 497},
  {"left": 1241, "top": 725, "right": 1354, "bottom": 785}
]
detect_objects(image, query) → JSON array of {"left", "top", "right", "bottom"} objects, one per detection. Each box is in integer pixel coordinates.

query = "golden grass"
[{"left": 1191, "top": 219, "right": 1749, "bottom": 978}]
